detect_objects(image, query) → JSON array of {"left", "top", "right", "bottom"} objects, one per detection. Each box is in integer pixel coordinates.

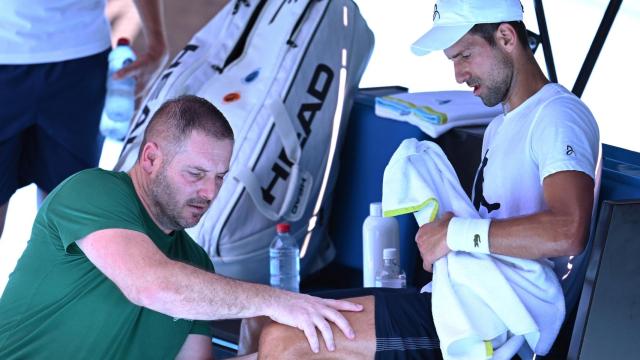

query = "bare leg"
[
  {"left": 238, "top": 316, "right": 271, "bottom": 355},
  {"left": 0, "top": 201, "right": 8, "bottom": 238},
  {"left": 258, "top": 296, "right": 376, "bottom": 360}
]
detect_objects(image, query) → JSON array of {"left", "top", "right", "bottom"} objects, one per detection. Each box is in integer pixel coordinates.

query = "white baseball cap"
[{"left": 411, "top": 0, "right": 524, "bottom": 56}]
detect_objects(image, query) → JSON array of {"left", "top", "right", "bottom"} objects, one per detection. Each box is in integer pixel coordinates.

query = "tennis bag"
[{"left": 115, "top": 0, "right": 374, "bottom": 283}]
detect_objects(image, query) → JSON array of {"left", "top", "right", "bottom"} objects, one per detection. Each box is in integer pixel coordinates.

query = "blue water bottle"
[
  {"left": 101, "top": 37, "right": 137, "bottom": 140},
  {"left": 269, "top": 223, "right": 300, "bottom": 292}
]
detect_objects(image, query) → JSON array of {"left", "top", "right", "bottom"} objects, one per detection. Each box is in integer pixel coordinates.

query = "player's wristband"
[{"left": 446, "top": 217, "right": 491, "bottom": 254}]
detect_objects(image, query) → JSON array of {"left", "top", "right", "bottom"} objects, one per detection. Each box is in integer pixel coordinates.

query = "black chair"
[{"left": 566, "top": 200, "right": 640, "bottom": 359}]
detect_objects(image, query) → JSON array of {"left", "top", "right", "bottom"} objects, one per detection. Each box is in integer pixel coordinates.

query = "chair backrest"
[
  {"left": 567, "top": 200, "right": 640, "bottom": 359},
  {"left": 557, "top": 151, "right": 603, "bottom": 313},
  {"left": 537, "top": 154, "right": 601, "bottom": 359}
]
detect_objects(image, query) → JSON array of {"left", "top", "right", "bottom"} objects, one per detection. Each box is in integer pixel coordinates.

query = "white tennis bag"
[{"left": 115, "top": 0, "right": 374, "bottom": 283}]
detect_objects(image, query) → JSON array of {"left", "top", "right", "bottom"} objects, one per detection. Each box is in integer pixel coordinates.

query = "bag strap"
[
  {"left": 271, "top": 100, "right": 301, "bottom": 162},
  {"left": 233, "top": 101, "right": 302, "bottom": 221}
]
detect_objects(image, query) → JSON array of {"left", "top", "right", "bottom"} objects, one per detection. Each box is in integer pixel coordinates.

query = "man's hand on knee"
[{"left": 265, "top": 292, "right": 363, "bottom": 353}]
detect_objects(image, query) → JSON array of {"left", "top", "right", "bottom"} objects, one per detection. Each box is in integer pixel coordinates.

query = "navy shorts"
[
  {"left": 0, "top": 49, "right": 109, "bottom": 204},
  {"left": 314, "top": 287, "right": 442, "bottom": 360}
]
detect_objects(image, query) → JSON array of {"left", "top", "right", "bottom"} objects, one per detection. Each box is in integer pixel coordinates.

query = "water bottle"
[
  {"left": 375, "top": 248, "right": 406, "bottom": 288},
  {"left": 362, "top": 202, "right": 399, "bottom": 287},
  {"left": 101, "top": 37, "right": 137, "bottom": 140},
  {"left": 269, "top": 223, "right": 300, "bottom": 292}
]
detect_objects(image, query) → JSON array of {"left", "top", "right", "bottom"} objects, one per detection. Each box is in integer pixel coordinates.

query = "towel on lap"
[{"left": 382, "top": 139, "right": 565, "bottom": 360}]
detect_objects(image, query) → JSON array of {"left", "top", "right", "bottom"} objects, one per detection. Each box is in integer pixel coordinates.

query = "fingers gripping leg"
[{"left": 258, "top": 296, "right": 376, "bottom": 360}]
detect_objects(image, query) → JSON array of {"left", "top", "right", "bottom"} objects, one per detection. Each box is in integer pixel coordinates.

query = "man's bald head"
[{"left": 138, "top": 95, "right": 234, "bottom": 162}]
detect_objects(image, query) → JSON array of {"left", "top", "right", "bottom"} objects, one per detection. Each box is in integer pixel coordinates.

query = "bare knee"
[
  {"left": 238, "top": 316, "right": 270, "bottom": 355},
  {"left": 258, "top": 321, "right": 310, "bottom": 360},
  {"left": 257, "top": 295, "right": 376, "bottom": 360}
]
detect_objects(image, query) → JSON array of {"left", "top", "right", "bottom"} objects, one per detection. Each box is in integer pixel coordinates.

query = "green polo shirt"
[{"left": 0, "top": 169, "right": 214, "bottom": 359}]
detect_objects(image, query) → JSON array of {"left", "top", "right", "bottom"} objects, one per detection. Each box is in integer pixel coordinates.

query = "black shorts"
[
  {"left": 0, "top": 49, "right": 109, "bottom": 203},
  {"left": 313, "top": 288, "right": 442, "bottom": 360}
]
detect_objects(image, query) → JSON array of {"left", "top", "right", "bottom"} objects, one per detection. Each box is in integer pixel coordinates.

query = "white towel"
[
  {"left": 382, "top": 139, "right": 565, "bottom": 360},
  {"left": 374, "top": 91, "right": 501, "bottom": 138}
]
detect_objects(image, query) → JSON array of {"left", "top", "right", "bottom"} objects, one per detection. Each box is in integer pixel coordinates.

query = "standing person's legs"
[
  {"left": 0, "top": 63, "right": 37, "bottom": 239},
  {"left": 23, "top": 125, "right": 100, "bottom": 206},
  {"left": 257, "top": 288, "right": 441, "bottom": 359},
  {"left": 29, "top": 50, "right": 109, "bottom": 200},
  {"left": 0, "top": 137, "right": 17, "bottom": 239},
  {"left": 0, "top": 202, "right": 7, "bottom": 237},
  {"left": 0, "top": 51, "right": 108, "bottom": 239},
  {"left": 0, "top": 134, "right": 28, "bottom": 239}
]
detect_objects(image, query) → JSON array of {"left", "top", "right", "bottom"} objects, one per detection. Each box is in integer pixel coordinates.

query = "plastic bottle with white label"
[{"left": 362, "top": 202, "right": 399, "bottom": 287}]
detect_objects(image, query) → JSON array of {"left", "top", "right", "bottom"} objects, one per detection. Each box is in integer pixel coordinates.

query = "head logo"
[
  {"left": 473, "top": 234, "right": 481, "bottom": 248},
  {"left": 433, "top": 4, "right": 440, "bottom": 21},
  {"left": 260, "top": 64, "right": 334, "bottom": 206}
]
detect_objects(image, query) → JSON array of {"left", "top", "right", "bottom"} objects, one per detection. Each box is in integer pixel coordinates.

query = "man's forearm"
[
  {"left": 487, "top": 209, "right": 589, "bottom": 259},
  {"left": 137, "top": 259, "right": 278, "bottom": 321},
  {"left": 134, "top": 0, "right": 167, "bottom": 49},
  {"left": 79, "top": 228, "right": 362, "bottom": 353}
]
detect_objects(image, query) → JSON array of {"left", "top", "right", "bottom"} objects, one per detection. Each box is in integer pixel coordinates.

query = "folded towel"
[
  {"left": 382, "top": 139, "right": 565, "bottom": 360},
  {"left": 374, "top": 91, "right": 502, "bottom": 138}
]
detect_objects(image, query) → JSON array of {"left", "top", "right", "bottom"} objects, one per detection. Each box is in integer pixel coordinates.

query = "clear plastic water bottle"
[
  {"left": 101, "top": 37, "right": 137, "bottom": 140},
  {"left": 269, "top": 223, "right": 300, "bottom": 292},
  {"left": 375, "top": 248, "right": 406, "bottom": 288}
]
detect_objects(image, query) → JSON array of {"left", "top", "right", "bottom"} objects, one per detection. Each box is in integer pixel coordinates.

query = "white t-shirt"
[
  {"left": 472, "top": 83, "right": 600, "bottom": 310},
  {"left": 0, "top": 0, "right": 111, "bottom": 64},
  {"left": 472, "top": 83, "right": 600, "bottom": 220}
]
